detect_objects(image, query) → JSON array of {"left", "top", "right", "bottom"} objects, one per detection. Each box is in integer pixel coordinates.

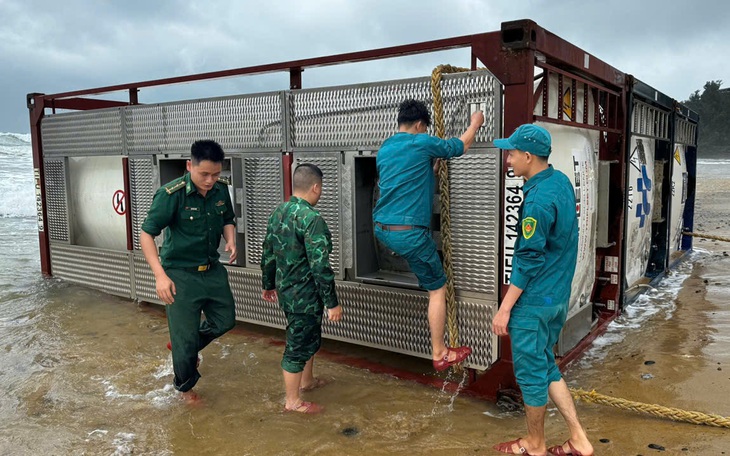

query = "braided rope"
[
  {"left": 684, "top": 231, "right": 730, "bottom": 243},
  {"left": 431, "top": 64, "right": 470, "bottom": 371},
  {"left": 570, "top": 388, "right": 730, "bottom": 428}
]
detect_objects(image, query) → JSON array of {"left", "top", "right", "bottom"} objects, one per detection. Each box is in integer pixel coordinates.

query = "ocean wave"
[{"left": 0, "top": 133, "right": 31, "bottom": 146}]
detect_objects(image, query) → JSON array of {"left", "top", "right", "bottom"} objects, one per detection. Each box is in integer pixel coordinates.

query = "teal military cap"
[{"left": 494, "top": 124, "right": 552, "bottom": 156}]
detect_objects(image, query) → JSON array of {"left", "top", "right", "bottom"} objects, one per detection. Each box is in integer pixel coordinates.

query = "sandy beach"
[{"left": 1, "top": 147, "right": 729, "bottom": 454}]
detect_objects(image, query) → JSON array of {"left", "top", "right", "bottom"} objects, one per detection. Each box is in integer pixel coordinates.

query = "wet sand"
[{"left": 2, "top": 178, "right": 730, "bottom": 455}]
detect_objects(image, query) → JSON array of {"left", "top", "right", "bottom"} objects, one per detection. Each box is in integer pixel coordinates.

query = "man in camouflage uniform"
[
  {"left": 261, "top": 163, "right": 343, "bottom": 414},
  {"left": 140, "top": 140, "right": 237, "bottom": 403}
]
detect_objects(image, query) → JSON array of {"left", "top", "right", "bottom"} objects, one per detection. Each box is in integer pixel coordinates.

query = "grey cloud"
[{"left": 1, "top": 0, "right": 727, "bottom": 132}]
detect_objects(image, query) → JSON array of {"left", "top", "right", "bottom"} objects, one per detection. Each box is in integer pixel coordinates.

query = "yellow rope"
[
  {"left": 570, "top": 388, "right": 730, "bottom": 428},
  {"left": 431, "top": 64, "right": 470, "bottom": 372},
  {"left": 684, "top": 231, "right": 730, "bottom": 243}
]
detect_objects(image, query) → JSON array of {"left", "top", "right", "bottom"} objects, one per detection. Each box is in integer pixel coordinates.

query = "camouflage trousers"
[{"left": 282, "top": 312, "right": 323, "bottom": 373}]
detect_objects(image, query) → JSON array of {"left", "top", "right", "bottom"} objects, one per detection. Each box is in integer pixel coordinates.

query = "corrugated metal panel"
[
  {"left": 242, "top": 155, "right": 284, "bottom": 268},
  {"left": 125, "top": 105, "right": 165, "bottom": 154},
  {"left": 132, "top": 253, "right": 160, "bottom": 304},
  {"left": 42, "top": 109, "right": 123, "bottom": 156},
  {"left": 293, "top": 153, "right": 342, "bottom": 277},
  {"left": 50, "top": 244, "right": 132, "bottom": 298},
  {"left": 675, "top": 118, "right": 697, "bottom": 146},
  {"left": 226, "top": 268, "right": 496, "bottom": 369},
  {"left": 227, "top": 267, "right": 286, "bottom": 328},
  {"left": 124, "top": 93, "right": 284, "bottom": 154},
  {"left": 328, "top": 282, "right": 496, "bottom": 370},
  {"left": 43, "top": 158, "right": 69, "bottom": 242},
  {"left": 129, "top": 157, "right": 156, "bottom": 250},
  {"left": 289, "top": 70, "right": 500, "bottom": 149},
  {"left": 632, "top": 100, "right": 670, "bottom": 140},
  {"left": 449, "top": 149, "right": 500, "bottom": 296}
]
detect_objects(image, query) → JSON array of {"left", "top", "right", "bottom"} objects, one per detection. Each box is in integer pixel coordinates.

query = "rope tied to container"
[
  {"left": 683, "top": 231, "right": 730, "bottom": 243},
  {"left": 430, "top": 64, "right": 471, "bottom": 372},
  {"left": 570, "top": 388, "right": 730, "bottom": 429}
]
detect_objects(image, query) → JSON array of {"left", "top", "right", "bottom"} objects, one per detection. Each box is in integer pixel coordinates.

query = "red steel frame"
[{"left": 28, "top": 19, "right": 628, "bottom": 400}]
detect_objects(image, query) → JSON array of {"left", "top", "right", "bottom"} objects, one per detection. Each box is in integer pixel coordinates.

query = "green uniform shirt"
[
  {"left": 510, "top": 165, "right": 578, "bottom": 306},
  {"left": 261, "top": 196, "right": 338, "bottom": 313},
  {"left": 141, "top": 173, "right": 235, "bottom": 268}
]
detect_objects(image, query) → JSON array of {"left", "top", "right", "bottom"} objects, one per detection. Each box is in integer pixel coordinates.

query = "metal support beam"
[{"left": 26, "top": 93, "right": 52, "bottom": 276}]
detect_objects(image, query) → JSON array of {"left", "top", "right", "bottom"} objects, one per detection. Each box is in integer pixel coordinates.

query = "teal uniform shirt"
[
  {"left": 510, "top": 165, "right": 578, "bottom": 306},
  {"left": 373, "top": 133, "right": 464, "bottom": 227},
  {"left": 141, "top": 173, "right": 235, "bottom": 268},
  {"left": 261, "top": 196, "right": 339, "bottom": 314}
]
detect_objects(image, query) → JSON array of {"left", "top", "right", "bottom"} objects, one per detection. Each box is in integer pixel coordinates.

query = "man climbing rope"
[
  {"left": 491, "top": 124, "right": 593, "bottom": 456},
  {"left": 372, "top": 98, "right": 483, "bottom": 371}
]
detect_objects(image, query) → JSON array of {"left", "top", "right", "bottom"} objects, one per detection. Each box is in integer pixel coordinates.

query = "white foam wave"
[
  {"left": 112, "top": 432, "right": 136, "bottom": 456},
  {"left": 577, "top": 255, "right": 698, "bottom": 366},
  {"left": 0, "top": 132, "right": 31, "bottom": 145},
  {"left": 0, "top": 137, "right": 35, "bottom": 218},
  {"left": 697, "top": 158, "right": 730, "bottom": 165}
]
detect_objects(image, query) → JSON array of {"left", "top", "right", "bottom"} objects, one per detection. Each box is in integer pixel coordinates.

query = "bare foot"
[
  {"left": 284, "top": 400, "right": 324, "bottom": 414},
  {"left": 300, "top": 377, "right": 330, "bottom": 392},
  {"left": 180, "top": 390, "right": 203, "bottom": 405}
]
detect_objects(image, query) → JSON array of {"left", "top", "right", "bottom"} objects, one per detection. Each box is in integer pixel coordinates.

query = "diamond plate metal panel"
[
  {"left": 290, "top": 70, "right": 500, "bottom": 149},
  {"left": 125, "top": 105, "right": 165, "bottom": 154},
  {"left": 326, "top": 282, "right": 496, "bottom": 370},
  {"left": 226, "top": 268, "right": 496, "bottom": 369},
  {"left": 293, "top": 153, "right": 342, "bottom": 277},
  {"left": 227, "top": 267, "right": 286, "bottom": 328},
  {"left": 50, "top": 244, "right": 132, "bottom": 298},
  {"left": 43, "top": 158, "right": 69, "bottom": 242},
  {"left": 242, "top": 155, "right": 284, "bottom": 268},
  {"left": 132, "top": 253, "right": 160, "bottom": 304},
  {"left": 42, "top": 109, "right": 123, "bottom": 156},
  {"left": 125, "top": 93, "right": 284, "bottom": 154},
  {"left": 440, "top": 71, "right": 499, "bottom": 142},
  {"left": 449, "top": 149, "right": 500, "bottom": 295},
  {"left": 129, "top": 157, "right": 156, "bottom": 250}
]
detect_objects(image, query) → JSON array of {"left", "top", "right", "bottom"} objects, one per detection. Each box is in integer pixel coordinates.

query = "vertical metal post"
[
  {"left": 27, "top": 93, "right": 52, "bottom": 276},
  {"left": 122, "top": 157, "right": 134, "bottom": 251},
  {"left": 129, "top": 88, "right": 139, "bottom": 105},
  {"left": 290, "top": 67, "right": 303, "bottom": 90}
]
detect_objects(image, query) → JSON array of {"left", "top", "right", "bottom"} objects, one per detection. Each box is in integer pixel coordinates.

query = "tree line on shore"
[{"left": 683, "top": 80, "right": 729, "bottom": 158}]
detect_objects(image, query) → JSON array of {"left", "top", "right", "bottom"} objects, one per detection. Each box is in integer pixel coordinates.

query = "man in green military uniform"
[
  {"left": 491, "top": 124, "right": 593, "bottom": 456},
  {"left": 261, "top": 163, "right": 343, "bottom": 414},
  {"left": 140, "top": 140, "right": 237, "bottom": 403}
]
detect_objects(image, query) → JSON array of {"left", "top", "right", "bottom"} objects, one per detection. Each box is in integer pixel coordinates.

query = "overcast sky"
[{"left": 1, "top": 0, "right": 727, "bottom": 133}]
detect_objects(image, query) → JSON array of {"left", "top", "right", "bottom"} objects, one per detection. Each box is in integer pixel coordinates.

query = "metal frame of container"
[{"left": 27, "top": 19, "right": 699, "bottom": 399}]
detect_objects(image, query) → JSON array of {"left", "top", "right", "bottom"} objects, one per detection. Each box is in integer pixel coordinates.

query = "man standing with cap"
[{"left": 491, "top": 124, "right": 593, "bottom": 456}]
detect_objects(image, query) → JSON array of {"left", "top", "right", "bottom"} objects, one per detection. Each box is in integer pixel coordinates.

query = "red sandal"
[
  {"left": 284, "top": 401, "right": 324, "bottom": 414},
  {"left": 547, "top": 440, "right": 593, "bottom": 456},
  {"left": 433, "top": 346, "right": 472, "bottom": 371},
  {"left": 493, "top": 438, "right": 544, "bottom": 455}
]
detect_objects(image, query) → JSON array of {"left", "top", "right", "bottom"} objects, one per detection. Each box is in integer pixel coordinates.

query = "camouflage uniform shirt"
[{"left": 261, "top": 196, "right": 338, "bottom": 314}]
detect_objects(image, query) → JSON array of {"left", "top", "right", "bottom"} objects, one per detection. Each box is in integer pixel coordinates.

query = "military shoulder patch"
[
  {"left": 217, "top": 176, "right": 231, "bottom": 185},
  {"left": 164, "top": 180, "right": 186, "bottom": 195},
  {"left": 522, "top": 217, "right": 537, "bottom": 239}
]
